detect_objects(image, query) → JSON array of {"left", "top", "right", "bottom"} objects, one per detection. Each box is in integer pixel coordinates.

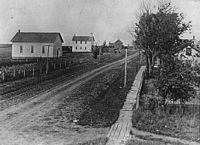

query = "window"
[
  {"left": 76, "top": 41, "right": 77, "bottom": 44},
  {"left": 57, "top": 48, "right": 59, "bottom": 56},
  {"left": 80, "top": 47, "right": 82, "bottom": 49},
  {"left": 85, "top": 41, "right": 87, "bottom": 44},
  {"left": 20, "top": 46, "right": 23, "bottom": 53},
  {"left": 42, "top": 46, "right": 45, "bottom": 54},
  {"left": 85, "top": 47, "right": 87, "bottom": 50},
  {"left": 76, "top": 47, "right": 77, "bottom": 50},
  {"left": 80, "top": 41, "right": 82, "bottom": 44},
  {"left": 31, "top": 45, "right": 34, "bottom": 53}
]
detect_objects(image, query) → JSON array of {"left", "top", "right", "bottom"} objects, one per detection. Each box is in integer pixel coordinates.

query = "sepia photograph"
[{"left": 0, "top": 0, "right": 199, "bottom": 145}]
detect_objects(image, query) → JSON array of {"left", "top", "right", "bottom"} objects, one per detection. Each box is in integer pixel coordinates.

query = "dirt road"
[{"left": 0, "top": 53, "right": 138, "bottom": 145}]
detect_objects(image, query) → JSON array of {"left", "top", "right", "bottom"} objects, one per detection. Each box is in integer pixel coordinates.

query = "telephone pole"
[
  {"left": 99, "top": 46, "right": 102, "bottom": 62},
  {"left": 46, "top": 45, "right": 50, "bottom": 74},
  {"left": 124, "top": 44, "right": 128, "bottom": 87}
]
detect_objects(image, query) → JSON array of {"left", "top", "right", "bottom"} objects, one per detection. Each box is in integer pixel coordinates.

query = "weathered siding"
[
  {"left": 12, "top": 42, "right": 54, "bottom": 58},
  {"left": 53, "top": 36, "right": 62, "bottom": 57}
]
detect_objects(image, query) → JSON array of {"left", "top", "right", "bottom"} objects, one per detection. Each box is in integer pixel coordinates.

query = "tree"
[
  {"left": 156, "top": 58, "right": 195, "bottom": 108},
  {"left": 92, "top": 45, "right": 98, "bottom": 59},
  {"left": 133, "top": 2, "right": 192, "bottom": 76},
  {"left": 131, "top": 1, "right": 196, "bottom": 112},
  {"left": 102, "top": 40, "right": 108, "bottom": 53}
]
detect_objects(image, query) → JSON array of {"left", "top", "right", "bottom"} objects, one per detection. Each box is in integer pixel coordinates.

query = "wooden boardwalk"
[{"left": 106, "top": 66, "right": 146, "bottom": 145}]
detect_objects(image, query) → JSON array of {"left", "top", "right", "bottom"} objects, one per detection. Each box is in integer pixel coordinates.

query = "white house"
[
  {"left": 11, "top": 30, "right": 64, "bottom": 58},
  {"left": 72, "top": 34, "right": 95, "bottom": 52}
]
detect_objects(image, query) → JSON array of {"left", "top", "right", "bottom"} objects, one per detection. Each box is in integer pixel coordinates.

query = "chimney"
[
  {"left": 193, "top": 36, "right": 195, "bottom": 40},
  {"left": 18, "top": 29, "right": 20, "bottom": 33},
  {"left": 90, "top": 33, "right": 94, "bottom": 45}
]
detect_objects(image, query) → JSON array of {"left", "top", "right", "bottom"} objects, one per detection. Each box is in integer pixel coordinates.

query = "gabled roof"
[
  {"left": 115, "top": 39, "right": 123, "bottom": 44},
  {"left": 11, "top": 32, "right": 64, "bottom": 43},
  {"left": 72, "top": 35, "right": 95, "bottom": 42}
]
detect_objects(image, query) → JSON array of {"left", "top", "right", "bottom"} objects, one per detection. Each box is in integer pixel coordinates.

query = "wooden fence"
[{"left": 0, "top": 57, "right": 87, "bottom": 83}]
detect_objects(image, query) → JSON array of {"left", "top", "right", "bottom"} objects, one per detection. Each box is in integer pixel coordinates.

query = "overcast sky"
[{"left": 0, "top": 0, "right": 200, "bottom": 45}]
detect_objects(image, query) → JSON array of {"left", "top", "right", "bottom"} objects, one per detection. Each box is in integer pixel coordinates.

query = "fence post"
[
  {"left": 2, "top": 71, "right": 5, "bottom": 81},
  {"left": 32, "top": 65, "right": 35, "bottom": 77},
  {"left": 40, "top": 64, "right": 42, "bottom": 74},
  {"left": 13, "top": 66, "right": 16, "bottom": 77},
  {"left": 23, "top": 68, "right": 26, "bottom": 77}
]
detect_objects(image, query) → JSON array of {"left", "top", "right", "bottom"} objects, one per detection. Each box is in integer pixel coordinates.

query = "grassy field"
[
  {"left": 126, "top": 138, "right": 187, "bottom": 145},
  {"left": 69, "top": 137, "right": 108, "bottom": 145},
  {"left": 132, "top": 78, "right": 200, "bottom": 143},
  {"left": 0, "top": 44, "right": 12, "bottom": 59}
]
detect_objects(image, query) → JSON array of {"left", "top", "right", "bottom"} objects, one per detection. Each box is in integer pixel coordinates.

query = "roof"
[
  {"left": 72, "top": 35, "right": 95, "bottom": 42},
  {"left": 11, "top": 32, "right": 64, "bottom": 43},
  {"left": 115, "top": 39, "right": 123, "bottom": 44},
  {"left": 193, "top": 46, "right": 200, "bottom": 53}
]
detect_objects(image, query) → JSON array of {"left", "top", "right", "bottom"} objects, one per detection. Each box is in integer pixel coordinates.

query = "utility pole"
[
  {"left": 46, "top": 45, "right": 50, "bottom": 74},
  {"left": 139, "top": 45, "right": 141, "bottom": 68},
  {"left": 124, "top": 44, "right": 128, "bottom": 87},
  {"left": 99, "top": 46, "right": 101, "bottom": 62}
]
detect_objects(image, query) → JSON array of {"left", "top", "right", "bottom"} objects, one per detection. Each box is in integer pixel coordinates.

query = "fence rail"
[{"left": 0, "top": 57, "right": 87, "bottom": 83}]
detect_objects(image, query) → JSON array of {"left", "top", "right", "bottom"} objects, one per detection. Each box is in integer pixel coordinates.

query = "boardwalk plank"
[{"left": 106, "top": 66, "right": 146, "bottom": 145}]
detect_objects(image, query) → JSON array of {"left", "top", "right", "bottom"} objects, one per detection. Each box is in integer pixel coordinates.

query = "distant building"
[
  {"left": 108, "top": 42, "right": 114, "bottom": 48},
  {"left": 114, "top": 39, "right": 123, "bottom": 50},
  {"left": 108, "top": 39, "right": 124, "bottom": 53},
  {"left": 11, "top": 30, "right": 64, "bottom": 58},
  {"left": 72, "top": 34, "right": 95, "bottom": 52},
  {"left": 62, "top": 46, "right": 72, "bottom": 55},
  {"left": 178, "top": 37, "right": 200, "bottom": 65},
  {"left": 178, "top": 46, "right": 200, "bottom": 65}
]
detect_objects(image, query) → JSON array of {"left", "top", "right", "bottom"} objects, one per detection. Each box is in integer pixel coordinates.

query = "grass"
[
  {"left": 126, "top": 138, "right": 187, "bottom": 145},
  {"left": 76, "top": 58, "right": 139, "bottom": 127},
  {"left": 68, "top": 137, "right": 108, "bottom": 145},
  {"left": 132, "top": 78, "right": 200, "bottom": 142},
  {"left": 47, "top": 56, "right": 140, "bottom": 129},
  {"left": 0, "top": 46, "right": 12, "bottom": 59}
]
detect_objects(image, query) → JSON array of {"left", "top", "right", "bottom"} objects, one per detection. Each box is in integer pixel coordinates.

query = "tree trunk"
[
  {"left": 146, "top": 55, "right": 149, "bottom": 78},
  {"left": 147, "top": 56, "right": 154, "bottom": 77},
  {"left": 159, "top": 58, "right": 164, "bottom": 76}
]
